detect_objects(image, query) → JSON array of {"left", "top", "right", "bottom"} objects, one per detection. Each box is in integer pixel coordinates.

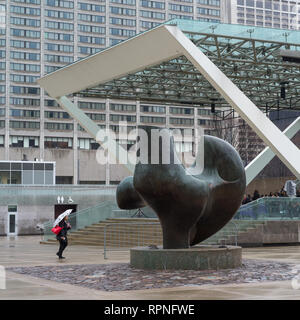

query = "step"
[
  {"left": 107, "top": 218, "right": 159, "bottom": 222},
  {"left": 83, "top": 224, "right": 160, "bottom": 231},
  {"left": 69, "top": 235, "right": 162, "bottom": 242}
]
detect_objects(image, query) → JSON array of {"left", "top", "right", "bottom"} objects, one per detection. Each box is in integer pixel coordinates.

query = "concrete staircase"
[
  {"left": 41, "top": 218, "right": 266, "bottom": 247},
  {"left": 40, "top": 217, "right": 162, "bottom": 247}
]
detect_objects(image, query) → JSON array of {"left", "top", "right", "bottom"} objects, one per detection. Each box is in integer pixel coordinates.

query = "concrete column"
[
  {"left": 4, "top": 0, "right": 10, "bottom": 160},
  {"left": 39, "top": 0, "right": 45, "bottom": 161},
  {"left": 194, "top": 106, "right": 198, "bottom": 156},
  {"left": 165, "top": 104, "right": 170, "bottom": 128},
  {"left": 136, "top": 100, "right": 140, "bottom": 126},
  {"left": 105, "top": 98, "right": 110, "bottom": 185},
  {"left": 73, "top": 97, "right": 78, "bottom": 185},
  {"left": 105, "top": 0, "right": 110, "bottom": 48}
]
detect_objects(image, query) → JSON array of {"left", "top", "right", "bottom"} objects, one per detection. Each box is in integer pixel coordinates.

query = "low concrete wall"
[
  {"left": 237, "top": 220, "right": 300, "bottom": 246},
  {"left": 130, "top": 245, "right": 242, "bottom": 270}
]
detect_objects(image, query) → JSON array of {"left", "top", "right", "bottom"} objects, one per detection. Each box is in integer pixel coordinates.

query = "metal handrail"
[
  {"left": 230, "top": 220, "right": 238, "bottom": 246},
  {"left": 103, "top": 222, "right": 162, "bottom": 259}
]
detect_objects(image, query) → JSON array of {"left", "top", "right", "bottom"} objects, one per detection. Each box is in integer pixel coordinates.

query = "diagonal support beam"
[
  {"left": 164, "top": 25, "right": 300, "bottom": 179},
  {"left": 57, "top": 96, "right": 135, "bottom": 174},
  {"left": 245, "top": 117, "right": 300, "bottom": 185}
]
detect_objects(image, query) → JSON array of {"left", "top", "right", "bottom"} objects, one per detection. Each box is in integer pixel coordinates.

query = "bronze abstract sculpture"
[{"left": 117, "top": 126, "right": 246, "bottom": 249}]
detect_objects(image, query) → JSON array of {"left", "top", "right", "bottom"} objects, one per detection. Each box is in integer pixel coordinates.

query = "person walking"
[{"left": 56, "top": 215, "right": 71, "bottom": 259}]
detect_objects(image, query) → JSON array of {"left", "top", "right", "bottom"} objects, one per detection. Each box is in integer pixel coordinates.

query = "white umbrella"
[{"left": 53, "top": 209, "right": 73, "bottom": 227}]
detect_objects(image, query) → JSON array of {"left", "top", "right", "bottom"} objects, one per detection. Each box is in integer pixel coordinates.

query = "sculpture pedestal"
[{"left": 130, "top": 245, "right": 242, "bottom": 270}]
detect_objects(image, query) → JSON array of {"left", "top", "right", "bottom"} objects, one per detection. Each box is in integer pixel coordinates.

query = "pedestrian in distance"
[{"left": 56, "top": 215, "right": 71, "bottom": 259}]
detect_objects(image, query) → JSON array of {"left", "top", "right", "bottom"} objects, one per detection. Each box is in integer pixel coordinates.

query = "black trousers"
[{"left": 57, "top": 237, "right": 68, "bottom": 257}]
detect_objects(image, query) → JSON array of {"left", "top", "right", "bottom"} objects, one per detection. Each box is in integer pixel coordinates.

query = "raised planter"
[{"left": 130, "top": 245, "right": 242, "bottom": 270}]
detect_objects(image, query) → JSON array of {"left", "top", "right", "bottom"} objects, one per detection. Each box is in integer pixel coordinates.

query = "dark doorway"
[
  {"left": 54, "top": 204, "right": 77, "bottom": 219},
  {"left": 9, "top": 214, "right": 15, "bottom": 234}
]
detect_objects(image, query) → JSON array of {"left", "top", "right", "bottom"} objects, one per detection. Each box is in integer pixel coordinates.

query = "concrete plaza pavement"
[{"left": 1, "top": 236, "right": 300, "bottom": 300}]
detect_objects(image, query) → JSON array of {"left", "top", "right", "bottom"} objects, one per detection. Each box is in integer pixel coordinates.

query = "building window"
[
  {"left": 110, "top": 103, "right": 136, "bottom": 112},
  {"left": 10, "top": 39, "right": 40, "bottom": 49},
  {"left": 140, "top": 10, "right": 165, "bottom": 19},
  {"left": 44, "top": 111, "right": 70, "bottom": 119},
  {"left": 10, "top": 63, "right": 40, "bottom": 72},
  {"left": 10, "top": 109, "right": 40, "bottom": 118},
  {"left": 13, "top": 0, "right": 41, "bottom": 4},
  {"left": 78, "top": 13, "right": 105, "bottom": 23},
  {"left": 78, "top": 3, "right": 105, "bottom": 12},
  {"left": 45, "top": 54, "right": 74, "bottom": 64},
  {"left": 45, "top": 32, "right": 73, "bottom": 42},
  {"left": 109, "top": 39, "right": 123, "bottom": 46},
  {"left": 10, "top": 51, "right": 40, "bottom": 61},
  {"left": 78, "top": 101, "right": 105, "bottom": 110},
  {"left": 110, "top": 114, "right": 136, "bottom": 122},
  {"left": 45, "top": 20, "right": 74, "bottom": 30},
  {"left": 140, "top": 20, "right": 160, "bottom": 29},
  {"left": 45, "top": 122, "right": 73, "bottom": 130},
  {"left": 110, "top": 125, "right": 136, "bottom": 133},
  {"left": 198, "top": 0, "right": 220, "bottom": 5},
  {"left": 110, "top": 0, "right": 136, "bottom": 5},
  {"left": 10, "top": 5, "right": 41, "bottom": 16},
  {"left": 170, "top": 118, "right": 194, "bottom": 125},
  {"left": 198, "top": 108, "right": 212, "bottom": 116},
  {"left": 10, "top": 17, "right": 41, "bottom": 27},
  {"left": 110, "top": 28, "right": 136, "bottom": 37},
  {"left": 11, "top": 28, "right": 41, "bottom": 38},
  {"left": 197, "top": 7, "right": 220, "bottom": 16},
  {"left": 10, "top": 97, "right": 40, "bottom": 106},
  {"left": 140, "top": 105, "right": 165, "bottom": 113},
  {"left": 78, "top": 47, "right": 103, "bottom": 55},
  {"left": 169, "top": 4, "right": 193, "bottom": 13},
  {"left": 78, "top": 138, "right": 100, "bottom": 150},
  {"left": 78, "top": 35, "right": 105, "bottom": 44},
  {"left": 9, "top": 136, "right": 39, "bottom": 148},
  {"left": 10, "top": 74, "right": 39, "bottom": 83},
  {"left": 10, "top": 86, "right": 40, "bottom": 95},
  {"left": 45, "top": 43, "right": 74, "bottom": 53},
  {"left": 44, "top": 137, "right": 73, "bottom": 149},
  {"left": 45, "top": 0, "right": 74, "bottom": 8},
  {"left": 44, "top": 99, "right": 59, "bottom": 107},
  {"left": 110, "top": 6, "right": 136, "bottom": 16},
  {"left": 170, "top": 107, "right": 193, "bottom": 115},
  {"left": 140, "top": 116, "right": 166, "bottom": 124},
  {"left": 45, "top": 9, "right": 74, "bottom": 18},
  {"left": 78, "top": 24, "right": 105, "bottom": 33},
  {"left": 10, "top": 121, "right": 40, "bottom": 129},
  {"left": 245, "top": 0, "right": 254, "bottom": 7},
  {"left": 140, "top": 1, "right": 165, "bottom": 9},
  {"left": 86, "top": 113, "right": 106, "bottom": 121}
]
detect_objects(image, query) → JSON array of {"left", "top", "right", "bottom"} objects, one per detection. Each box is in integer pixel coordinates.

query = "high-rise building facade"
[
  {"left": 226, "top": 0, "right": 300, "bottom": 29},
  {"left": 223, "top": 1, "right": 300, "bottom": 168},
  {"left": 0, "top": 0, "right": 223, "bottom": 185}
]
